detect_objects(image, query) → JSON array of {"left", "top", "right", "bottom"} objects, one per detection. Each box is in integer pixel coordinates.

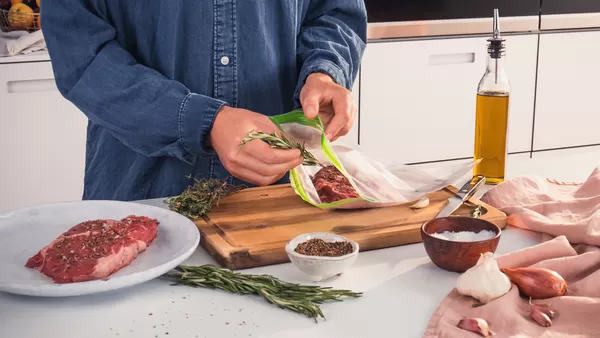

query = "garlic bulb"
[{"left": 456, "top": 252, "right": 511, "bottom": 304}]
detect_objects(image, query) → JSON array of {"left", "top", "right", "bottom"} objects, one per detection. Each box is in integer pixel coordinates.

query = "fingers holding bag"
[{"left": 299, "top": 73, "right": 356, "bottom": 142}]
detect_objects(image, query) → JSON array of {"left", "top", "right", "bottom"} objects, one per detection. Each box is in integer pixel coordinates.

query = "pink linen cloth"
[{"left": 423, "top": 167, "right": 600, "bottom": 338}]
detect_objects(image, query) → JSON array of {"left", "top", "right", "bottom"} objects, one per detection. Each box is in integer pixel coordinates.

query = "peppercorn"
[{"left": 294, "top": 238, "right": 353, "bottom": 257}]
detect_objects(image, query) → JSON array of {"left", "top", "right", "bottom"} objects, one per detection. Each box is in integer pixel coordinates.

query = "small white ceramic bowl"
[{"left": 285, "top": 232, "right": 359, "bottom": 282}]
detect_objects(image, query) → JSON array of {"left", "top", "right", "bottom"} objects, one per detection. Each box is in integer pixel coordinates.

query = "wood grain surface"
[{"left": 194, "top": 184, "right": 507, "bottom": 270}]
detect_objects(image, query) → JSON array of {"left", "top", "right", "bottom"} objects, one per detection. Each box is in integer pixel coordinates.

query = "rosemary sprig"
[
  {"left": 165, "top": 176, "right": 245, "bottom": 220},
  {"left": 471, "top": 204, "right": 483, "bottom": 218},
  {"left": 163, "top": 265, "right": 362, "bottom": 322},
  {"left": 241, "top": 131, "right": 322, "bottom": 166}
]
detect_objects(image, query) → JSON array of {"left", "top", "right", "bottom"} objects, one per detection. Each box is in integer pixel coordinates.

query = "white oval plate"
[{"left": 0, "top": 200, "right": 200, "bottom": 297}]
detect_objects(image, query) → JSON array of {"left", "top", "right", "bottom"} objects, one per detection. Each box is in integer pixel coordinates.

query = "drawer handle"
[
  {"left": 7, "top": 79, "right": 57, "bottom": 93},
  {"left": 429, "top": 53, "right": 475, "bottom": 66}
]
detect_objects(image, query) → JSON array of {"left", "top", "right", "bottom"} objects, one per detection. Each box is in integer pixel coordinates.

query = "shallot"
[{"left": 500, "top": 267, "right": 567, "bottom": 299}]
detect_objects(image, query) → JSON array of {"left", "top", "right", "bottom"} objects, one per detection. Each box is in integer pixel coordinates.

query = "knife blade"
[
  {"left": 436, "top": 175, "right": 486, "bottom": 218},
  {"left": 441, "top": 188, "right": 478, "bottom": 208}
]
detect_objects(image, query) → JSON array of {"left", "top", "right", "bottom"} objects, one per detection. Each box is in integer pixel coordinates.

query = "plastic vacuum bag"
[{"left": 269, "top": 110, "right": 478, "bottom": 209}]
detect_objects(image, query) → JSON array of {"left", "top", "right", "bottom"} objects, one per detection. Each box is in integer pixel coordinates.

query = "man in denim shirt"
[{"left": 41, "top": 1, "right": 367, "bottom": 201}]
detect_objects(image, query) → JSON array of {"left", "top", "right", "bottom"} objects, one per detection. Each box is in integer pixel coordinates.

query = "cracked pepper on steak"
[{"left": 25, "top": 215, "right": 159, "bottom": 283}]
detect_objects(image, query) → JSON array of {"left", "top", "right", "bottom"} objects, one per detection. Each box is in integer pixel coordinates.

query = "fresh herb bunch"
[
  {"left": 164, "top": 265, "right": 362, "bottom": 322},
  {"left": 241, "top": 130, "right": 322, "bottom": 166},
  {"left": 165, "top": 176, "right": 245, "bottom": 220}
]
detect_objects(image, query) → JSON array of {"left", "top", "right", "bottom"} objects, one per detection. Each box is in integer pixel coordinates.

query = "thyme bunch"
[
  {"left": 165, "top": 176, "right": 245, "bottom": 220},
  {"left": 164, "top": 265, "right": 362, "bottom": 322},
  {"left": 241, "top": 131, "right": 322, "bottom": 166}
]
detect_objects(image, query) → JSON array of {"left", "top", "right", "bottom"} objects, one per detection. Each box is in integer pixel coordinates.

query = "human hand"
[
  {"left": 209, "top": 106, "right": 303, "bottom": 186},
  {"left": 299, "top": 73, "right": 357, "bottom": 142}
]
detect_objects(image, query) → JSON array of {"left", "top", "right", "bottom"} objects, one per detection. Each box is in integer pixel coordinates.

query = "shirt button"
[{"left": 220, "top": 56, "right": 230, "bottom": 65}]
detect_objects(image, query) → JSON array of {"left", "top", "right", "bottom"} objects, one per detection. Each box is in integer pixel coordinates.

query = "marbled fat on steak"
[
  {"left": 311, "top": 165, "right": 360, "bottom": 203},
  {"left": 25, "top": 215, "right": 159, "bottom": 283}
]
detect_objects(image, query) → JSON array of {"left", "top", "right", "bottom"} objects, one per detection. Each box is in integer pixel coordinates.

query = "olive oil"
[
  {"left": 473, "top": 9, "right": 510, "bottom": 184},
  {"left": 474, "top": 91, "right": 509, "bottom": 184}
]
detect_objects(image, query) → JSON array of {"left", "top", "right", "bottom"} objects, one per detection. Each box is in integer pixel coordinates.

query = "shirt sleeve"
[
  {"left": 294, "top": 0, "right": 368, "bottom": 104},
  {"left": 41, "top": 0, "right": 226, "bottom": 164}
]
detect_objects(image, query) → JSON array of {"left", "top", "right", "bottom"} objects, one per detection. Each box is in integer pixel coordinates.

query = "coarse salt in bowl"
[
  {"left": 421, "top": 216, "right": 501, "bottom": 273},
  {"left": 430, "top": 229, "right": 497, "bottom": 242},
  {"left": 285, "top": 232, "right": 359, "bottom": 282}
]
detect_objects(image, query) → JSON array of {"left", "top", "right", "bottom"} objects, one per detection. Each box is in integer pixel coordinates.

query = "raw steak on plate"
[{"left": 25, "top": 215, "right": 159, "bottom": 284}]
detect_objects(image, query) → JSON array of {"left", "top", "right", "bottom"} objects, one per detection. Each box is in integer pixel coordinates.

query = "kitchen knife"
[{"left": 435, "top": 175, "right": 486, "bottom": 218}]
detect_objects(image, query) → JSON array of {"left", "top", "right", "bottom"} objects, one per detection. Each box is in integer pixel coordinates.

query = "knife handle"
[{"left": 457, "top": 175, "right": 486, "bottom": 201}]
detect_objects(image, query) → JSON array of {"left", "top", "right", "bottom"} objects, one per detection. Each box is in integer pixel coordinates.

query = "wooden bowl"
[{"left": 421, "top": 217, "right": 501, "bottom": 273}]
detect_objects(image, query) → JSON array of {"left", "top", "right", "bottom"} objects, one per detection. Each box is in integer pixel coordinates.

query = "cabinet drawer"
[
  {"left": 359, "top": 34, "right": 537, "bottom": 164},
  {"left": 0, "top": 62, "right": 88, "bottom": 212}
]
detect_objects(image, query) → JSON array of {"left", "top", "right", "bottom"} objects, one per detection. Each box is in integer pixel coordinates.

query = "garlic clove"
[
  {"left": 531, "top": 308, "right": 552, "bottom": 327},
  {"left": 410, "top": 197, "right": 429, "bottom": 209},
  {"left": 536, "top": 305, "right": 556, "bottom": 319},
  {"left": 529, "top": 298, "right": 556, "bottom": 319},
  {"left": 501, "top": 267, "right": 567, "bottom": 299},
  {"left": 457, "top": 317, "right": 495, "bottom": 336}
]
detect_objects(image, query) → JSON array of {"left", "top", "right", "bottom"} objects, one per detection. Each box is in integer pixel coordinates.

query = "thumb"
[{"left": 301, "top": 91, "right": 320, "bottom": 120}]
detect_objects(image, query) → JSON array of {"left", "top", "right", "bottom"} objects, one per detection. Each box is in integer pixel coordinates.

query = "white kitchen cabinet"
[
  {"left": 529, "top": 145, "right": 600, "bottom": 182},
  {"left": 359, "top": 34, "right": 538, "bottom": 164},
  {"left": 0, "top": 61, "right": 88, "bottom": 213},
  {"left": 333, "top": 71, "right": 360, "bottom": 149},
  {"left": 533, "top": 31, "right": 600, "bottom": 150}
]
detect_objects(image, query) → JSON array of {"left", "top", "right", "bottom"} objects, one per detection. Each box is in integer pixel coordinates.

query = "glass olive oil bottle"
[{"left": 473, "top": 9, "right": 510, "bottom": 184}]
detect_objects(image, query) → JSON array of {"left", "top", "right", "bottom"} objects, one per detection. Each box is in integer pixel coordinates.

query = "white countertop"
[{"left": 1, "top": 146, "right": 599, "bottom": 338}]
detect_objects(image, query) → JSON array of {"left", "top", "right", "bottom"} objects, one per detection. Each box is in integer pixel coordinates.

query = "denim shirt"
[{"left": 41, "top": 0, "right": 367, "bottom": 201}]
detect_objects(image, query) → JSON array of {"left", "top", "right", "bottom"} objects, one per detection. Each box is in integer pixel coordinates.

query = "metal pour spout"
[
  {"left": 493, "top": 9, "right": 500, "bottom": 40},
  {"left": 488, "top": 9, "right": 505, "bottom": 84}
]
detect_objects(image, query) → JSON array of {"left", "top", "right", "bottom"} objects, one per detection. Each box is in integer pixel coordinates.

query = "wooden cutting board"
[{"left": 194, "top": 184, "right": 507, "bottom": 270}]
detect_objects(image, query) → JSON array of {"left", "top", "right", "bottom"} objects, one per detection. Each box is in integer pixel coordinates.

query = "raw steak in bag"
[{"left": 268, "top": 110, "right": 478, "bottom": 209}]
